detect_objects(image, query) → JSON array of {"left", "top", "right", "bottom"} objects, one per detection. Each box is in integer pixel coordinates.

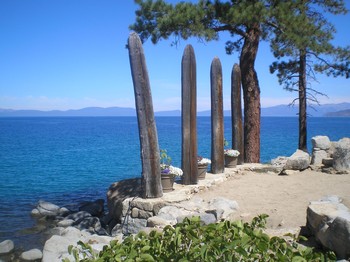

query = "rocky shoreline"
[{"left": 1, "top": 135, "right": 349, "bottom": 261}]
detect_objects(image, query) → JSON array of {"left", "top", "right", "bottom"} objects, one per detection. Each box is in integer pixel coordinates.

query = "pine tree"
[
  {"left": 269, "top": 0, "right": 350, "bottom": 151},
  {"left": 130, "top": 0, "right": 350, "bottom": 161}
]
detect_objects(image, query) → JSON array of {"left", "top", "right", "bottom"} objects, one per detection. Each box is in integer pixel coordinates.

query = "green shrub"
[{"left": 64, "top": 215, "right": 336, "bottom": 262}]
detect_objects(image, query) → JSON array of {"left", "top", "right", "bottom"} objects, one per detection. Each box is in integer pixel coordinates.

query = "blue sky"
[{"left": 1, "top": 1, "right": 349, "bottom": 112}]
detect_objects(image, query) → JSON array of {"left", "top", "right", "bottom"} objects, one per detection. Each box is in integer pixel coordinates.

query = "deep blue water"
[{"left": 0, "top": 116, "right": 349, "bottom": 250}]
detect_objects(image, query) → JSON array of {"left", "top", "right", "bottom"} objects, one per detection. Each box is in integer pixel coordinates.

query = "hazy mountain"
[
  {"left": 325, "top": 109, "right": 350, "bottom": 117},
  {"left": 155, "top": 110, "right": 181, "bottom": 116},
  {"left": 0, "top": 107, "right": 136, "bottom": 117},
  {"left": 261, "top": 102, "right": 350, "bottom": 117},
  {"left": 0, "top": 102, "right": 349, "bottom": 117}
]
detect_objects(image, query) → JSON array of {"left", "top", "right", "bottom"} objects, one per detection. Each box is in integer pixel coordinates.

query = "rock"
[
  {"left": 74, "top": 216, "right": 100, "bottom": 231},
  {"left": 147, "top": 216, "right": 172, "bottom": 228},
  {"left": 207, "top": 197, "right": 239, "bottom": 220},
  {"left": 312, "top": 136, "right": 331, "bottom": 150},
  {"left": 307, "top": 196, "right": 350, "bottom": 259},
  {"left": 284, "top": 149, "right": 310, "bottom": 170},
  {"left": 30, "top": 208, "right": 41, "bottom": 217},
  {"left": 0, "top": 240, "right": 14, "bottom": 254},
  {"left": 121, "top": 218, "right": 147, "bottom": 235},
  {"left": 58, "top": 207, "right": 70, "bottom": 217},
  {"left": 20, "top": 248, "right": 43, "bottom": 261},
  {"left": 333, "top": 137, "right": 350, "bottom": 172},
  {"left": 131, "top": 208, "right": 153, "bottom": 219},
  {"left": 66, "top": 211, "right": 92, "bottom": 222},
  {"left": 177, "top": 212, "right": 216, "bottom": 225},
  {"left": 36, "top": 200, "right": 61, "bottom": 217},
  {"left": 271, "top": 156, "right": 288, "bottom": 170},
  {"left": 311, "top": 149, "right": 328, "bottom": 166},
  {"left": 157, "top": 206, "right": 192, "bottom": 222},
  {"left": 107, "top": 178, "right": 142, "bottom": 222},
  {"left": 57, "top": 219, "right": 75, "bottom": 227},
  {"left": 79, "top": 199, "right": 104, "bottom": 217},
  {"left": 42, "top": 227, "right": 114, "bottom": 262},
  {"left": 322, "top": 158, "right": 333, "bottom": 167},
  {"left": 279, "top": 169, "right": 300, "bottom": 176}
]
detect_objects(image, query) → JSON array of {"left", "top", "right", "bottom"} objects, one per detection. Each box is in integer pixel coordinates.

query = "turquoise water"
[{"left": 0, "top": 116, "right": 349, "bottom": 249}]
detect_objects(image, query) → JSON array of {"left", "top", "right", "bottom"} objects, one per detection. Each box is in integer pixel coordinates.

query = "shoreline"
[{"left": 2, "top": 163, "right": 350, "bottom": 261}]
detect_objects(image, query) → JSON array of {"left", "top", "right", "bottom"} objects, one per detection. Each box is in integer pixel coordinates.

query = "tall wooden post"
[
  {"left": 210, "top": 57, "right": 224, "bottom": 174},
  {"left": 128, "top": 32, "right": 162, "bottom": 198},
  {"left": 181, "top": 45, "right": 198, "bottom": 185},
  {"left": 231, "top": 63, "right": 244, "bottom": 164}
]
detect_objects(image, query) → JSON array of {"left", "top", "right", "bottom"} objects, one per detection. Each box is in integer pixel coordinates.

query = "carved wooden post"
[
  {"left": 182, "top": 45, "right": 198, "bottom": 185},
  {"left": 210, "top": 57, "right": 224, "bottom": 174},
  {"left": 128, "top": 32, "right": 162, "bottom": 198},
  {"left": 231, "top": 63, "right": 244, "bottom": 164}
]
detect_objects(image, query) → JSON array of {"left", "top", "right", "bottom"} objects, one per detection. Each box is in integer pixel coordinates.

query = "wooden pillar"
[
  {"left": 181, "top": 45, "right": 198, "bottom": 185},
  {"left": 128, "top": 32, "right": 162, "bottom": 198},
  {"left": 210, "top": 57, "right": 225, "bottom": 174},
  {"left": 231, "top": 63, "right": 244, "bottom": 164}
]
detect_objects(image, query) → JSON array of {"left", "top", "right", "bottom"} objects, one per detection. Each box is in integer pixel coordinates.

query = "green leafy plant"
[{"left": 66, "top": 215, "right": 336, "bottom": 261}]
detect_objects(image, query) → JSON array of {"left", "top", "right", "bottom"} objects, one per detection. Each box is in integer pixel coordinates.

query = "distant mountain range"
[{"left": 1, "top": 103, "right": 349, "bottom": 117}]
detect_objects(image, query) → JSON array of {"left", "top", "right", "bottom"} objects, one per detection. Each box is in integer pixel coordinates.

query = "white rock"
[
  {"left": 333, "top": 137, "right": 350, "bottom": 172},
  {"left": 307, "top": 197, "right": 350, "bottom": 259},
  {"left": 42, "top": 227, "right": 114, "bottom": 262},
  {"left": 157, "top": 206, "right": 192, "bottom": 223},
  {"left": 208, "top": 197, "right": 239, "bottom": 220},
  {"left": 284, "top": 149, "right": 310, "bottom": 170},
  {"left": 57, "top": 219, "right": 75, "bottom": 227},
  {"left": 147, "top": 216, "right": 172, "bottom": 227},
  {"left": 312, "top": 136, "right": 331, "bottom": 150},
  {"left": 0, "top": 240, "right": 14, "bottom": 254},
  {"left": 311, "top": 149, "right": 328, "bottom": 166},
  {"left": 37, "top": 200, "right": 61, "bottom": 216},
  {"left": 20, "top": 248, "right": 43, "bottom": 261}
]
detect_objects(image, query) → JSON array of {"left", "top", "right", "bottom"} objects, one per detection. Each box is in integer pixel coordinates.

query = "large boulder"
[
  {"left": 311, "top": 136, "right": 331, "bottom": 150},
  {"left": 333, "top": 138, "right": 350, "bottom": 172},
  {"left": 284, "top": 150, "right": 310, "bottom": 170},
  {"left": 42, "top": 227, "right": 119, "bottom": 262},
  {"left": 307, "top": 196, "right": 350, "bottom": 259},
  {"left": 0, "top": 240, "right": 14, "bottom": 254},
  {"left": 31, "top": 201, "right": 61, "bottom": 217}
]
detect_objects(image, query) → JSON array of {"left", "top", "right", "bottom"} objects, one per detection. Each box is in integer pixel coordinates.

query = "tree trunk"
[
  {"left": 239, "top": 24, "right": 261, "bottom": 163},
  {"left": 298, "top": 52, "right": 307, "bottom": 152},
  {"left": 128, "top": 32, "right": 162, "bottom": 198},
  {"left": 210, "top": 57, "right": 225, "bottom": 174},
  {"left": 231, "top": 63, "right": 244, "bottom": 164},
  {"left": 181, "top": 45, "right": 198, "bottom": 185}
]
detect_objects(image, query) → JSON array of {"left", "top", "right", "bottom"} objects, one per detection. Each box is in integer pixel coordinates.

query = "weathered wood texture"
[
  {"left": 210, "top": 57, "right": 225, "bottom": 174},
  {"left": 181, "top": 45, "right": 198, "bottom": 185},
  {"left": 128, "top": 32, "right": 162, "bottom": 198},
  {"left": 231, "top": 63, "right": 244, "bottom": 164}
]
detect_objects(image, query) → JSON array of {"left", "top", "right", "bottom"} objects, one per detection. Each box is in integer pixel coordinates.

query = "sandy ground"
[{"left": 196, "top": 169, "right": 350, "bottom": 234}]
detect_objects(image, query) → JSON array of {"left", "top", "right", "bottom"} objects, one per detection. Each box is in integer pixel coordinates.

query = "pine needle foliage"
[{"left": 129, "top": 0, "right": 350, "bottom": 160}]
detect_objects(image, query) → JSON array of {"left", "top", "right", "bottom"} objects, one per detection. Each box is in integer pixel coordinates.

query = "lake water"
[{"left": 0, "top": 116, "right": 349, "bottom": 250}]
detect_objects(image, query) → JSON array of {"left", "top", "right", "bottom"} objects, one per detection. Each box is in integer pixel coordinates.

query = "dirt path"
[{"left": 196, "top": 170, "right": 350, "bottom": 233}]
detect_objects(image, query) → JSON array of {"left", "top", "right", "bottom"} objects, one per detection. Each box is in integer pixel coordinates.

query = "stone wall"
[
  {"left": 107, "top": 164, "right": 280, "bottom": 236},
  {"left": 311, "top": 136, "right": 350, "bottom": 173}
]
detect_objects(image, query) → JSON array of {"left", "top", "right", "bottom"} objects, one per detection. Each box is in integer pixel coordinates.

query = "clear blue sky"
[{"left": 1, "top": 1, "right": 349, "bottom": 111}]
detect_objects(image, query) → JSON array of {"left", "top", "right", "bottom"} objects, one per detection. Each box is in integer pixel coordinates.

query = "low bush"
[{"left": 65, "top": 214, "right": 335, "bottom": 261}]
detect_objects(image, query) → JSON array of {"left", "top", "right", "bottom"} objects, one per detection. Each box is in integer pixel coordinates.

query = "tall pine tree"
[
  {"left": 130, "top": 0, "right": 349, "bottom": 161},
  {"left": 270, "top": 0, "right": 350, "bottom": 151}
]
